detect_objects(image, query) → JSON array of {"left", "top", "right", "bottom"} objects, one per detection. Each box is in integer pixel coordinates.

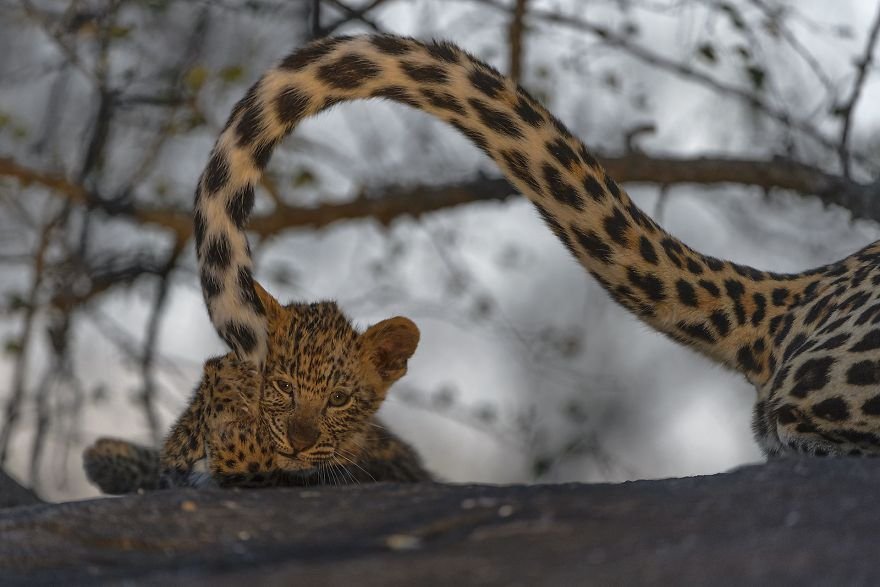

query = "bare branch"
[
  {"left": 319, "top": 0, "right": 393, "bottom": 36},
  {"left": 836, "top": 3, "right": 880, "bottom": 177},
  {"left": 0, "top": 208, "right": 64, "bottom": 465},
  {"left": 138, "top": 241, "right": 185, "bottom": 445},
  {"left": 320, "top": 0, "right": 384, "bottom": 34},
  {"left": 18, "top": 0, "right": 99, "bottom": 84},
  {"left": 746, "top": 0, "right": 836, "bottom": 95},
  {"left": 470, "top": 0, "right": 850, "bottom": 160},
  {"left": 508, "top": 0, "right": 529, "bottom": 83},
  {"left": 4, "top": 151, "right": 879, "bottom": 252}
]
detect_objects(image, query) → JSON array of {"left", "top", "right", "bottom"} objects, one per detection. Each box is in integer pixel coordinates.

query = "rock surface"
[
  {"left": 0, "top": 471, "right": 41, "bottom": 509},
  {"left": 2, "top": 458, "right": 879, "bottom": 585}
]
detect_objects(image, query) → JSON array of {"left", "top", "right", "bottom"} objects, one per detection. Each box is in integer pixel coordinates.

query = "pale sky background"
[{"left": 1, "top": 0, "right": 879, "bottom": 501}]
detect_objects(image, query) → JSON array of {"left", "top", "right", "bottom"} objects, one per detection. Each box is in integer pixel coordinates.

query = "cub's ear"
[
  {"left": 253, "top": 280, "right": 284, "bottom": 323},
  {"left": 361, "top": 317, "right": 420, "bottom": 384}
]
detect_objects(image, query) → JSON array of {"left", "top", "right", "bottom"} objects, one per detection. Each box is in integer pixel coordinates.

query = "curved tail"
[
  {"left": 195, "top": 34, "right": 832, "bottom": 383},
  {"left": 83, "top": 437, "right": 160, "bottom": 494}
]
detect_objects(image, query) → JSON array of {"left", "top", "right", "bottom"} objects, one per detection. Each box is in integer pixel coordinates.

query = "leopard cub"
[{"left": 84, "top": 283, "right": 430, "bottom": 493}]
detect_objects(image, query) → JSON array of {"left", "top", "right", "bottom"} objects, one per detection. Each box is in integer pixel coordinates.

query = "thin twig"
[
  {"left": 27, "top": 357, "right": 59, "bottom": 487},
  {"left": 0, "top": 208, "right": 64, "bottom": 465},
  {"left": 139, "top": 239, "right": 185, "bottom": 445},
  {"left": 468, "top": 0, "right": 851, "bottom": 160},
  {"left": 320, "top": 0, "right": 391, "bottom": 36},
  {"left": 320, "top": 0, "right": 388, "bottom": 35},
  {"left": 746, "top": 0, "right": 836, "bottom": 95},
  {"left": 19, "top": 0, "right": 100, "bottom": 84},
  {"left": 836, "top": 2, "right": 880, "bottom": 177}
]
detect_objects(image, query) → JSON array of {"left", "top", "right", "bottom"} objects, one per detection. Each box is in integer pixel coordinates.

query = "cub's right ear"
[{"left": 360, "top": 317, "right": 420, "bottom": 384}]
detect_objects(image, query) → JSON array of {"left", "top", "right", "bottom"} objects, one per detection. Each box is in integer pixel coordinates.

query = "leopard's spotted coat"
[{"left": 191, "top": 34, "right": 880, "bottom": 458}]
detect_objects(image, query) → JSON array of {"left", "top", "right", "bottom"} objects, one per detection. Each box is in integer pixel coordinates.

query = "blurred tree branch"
[
  {"left": 320, "top": 0, "right": 385, "bottom": 34},
  {"left": 835, "top": 2, "right": 880, "bottom": 177},
  {"left": 138, "top": 240, "right": 185, "bottom": 445},
  {"left": 507, "top": 0, "right": 529, "bottom": 83},
  {"left": 3, "top": 153, "right": 878, "bottom": 240},
  {"left": 0, "top": 207, "right": 65, "bottom": 466},
  {"left": 470, "top": 0, "right": 871, "bottom": 170}
]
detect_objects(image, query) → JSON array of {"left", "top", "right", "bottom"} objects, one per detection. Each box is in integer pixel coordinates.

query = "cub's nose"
[{"left": 287, "top": 419, "right": 319, "bottom": 454}]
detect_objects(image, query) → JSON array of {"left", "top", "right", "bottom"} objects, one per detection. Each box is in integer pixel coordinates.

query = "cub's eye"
[
  {"left": 274, "top": 380, "right": 293, "bottom": 394},
  {"left": 328, "top": 390, "right": 351, "bottom": 408}
]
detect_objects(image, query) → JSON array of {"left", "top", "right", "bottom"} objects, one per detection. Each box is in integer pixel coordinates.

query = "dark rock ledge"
[
  {"left": 1, "top": 458, "right": 879, "bottom": 586},
  {"left": 0, "top": 471, "right": 41, "bottom": 509}
]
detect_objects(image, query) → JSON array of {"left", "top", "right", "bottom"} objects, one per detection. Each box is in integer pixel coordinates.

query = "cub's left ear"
[
  {"left": 253, "top": 280, "right": 284, "bottom": 322},
  {"left": 361, "top": 317, "right": 420, "bottom": 383}
]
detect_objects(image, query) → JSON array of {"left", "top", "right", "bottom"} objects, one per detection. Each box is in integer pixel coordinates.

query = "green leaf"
[
  {"left": 6, "top": 293, "right": 26, "bottom": 311},
  {"left": 4, "top": 339, "right": 22, "bottom": 355},
  {"left": 292, "top": 169, "right": 315, "bottom": 187},
  {"left": 719, "top": 2, "right": 746, "bottom": 30},
  {"left": 697, "top": 43, "right": 717, "bottom": 63},
  {"left": 109, "top": 25, "right": 131, "bottom": 39},
  {"left": 218, "top": 65, "right": 245, "bottom": 84},
  {"left": 532, "top": 456, "right": 552, "bottom": 478},
  {"left": 762, "top": 18, "right": 780, "bottom": 38},
  {"left": 735, "top": 45, "right": 751, "bottom": 60},
  {"left": 184, "top": 65, "right": 208, "bottom": 92},
  {"left": 182, "top": 112, "right": 206, "bottom": 130},
  {"left": 745, "top": 65, "right": 766, "bottom": 91}
]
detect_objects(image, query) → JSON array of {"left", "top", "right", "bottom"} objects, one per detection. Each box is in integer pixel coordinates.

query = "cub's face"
[{"left": 255, "top": 289, "right": 418, "bottom": 472}]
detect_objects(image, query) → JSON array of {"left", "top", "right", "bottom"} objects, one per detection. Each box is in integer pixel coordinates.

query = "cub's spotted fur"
[
  {"left": 84, "top": 283, "right": 430, "bottom": 493},
  {"left": 193, "top": 34, "right": 880, "bottom": 459},
  {"left": 84, "top": 438, "right": 160, "bottom": 494}
]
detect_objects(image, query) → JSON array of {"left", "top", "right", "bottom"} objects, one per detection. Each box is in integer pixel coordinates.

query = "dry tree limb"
[
  {"left": 507, "top": 0, "right": 529, "bottom": 83},
  {"left": 3, "top": 153, "right": 877, "bottom": 237},
  {"left": 835, "top": 2, "right": 880, "bottom": 177}
]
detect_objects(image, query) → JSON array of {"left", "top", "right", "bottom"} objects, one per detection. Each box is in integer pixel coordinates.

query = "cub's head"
[{"left": 253, "top": 283, "right": 419, "bottom": 470}]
